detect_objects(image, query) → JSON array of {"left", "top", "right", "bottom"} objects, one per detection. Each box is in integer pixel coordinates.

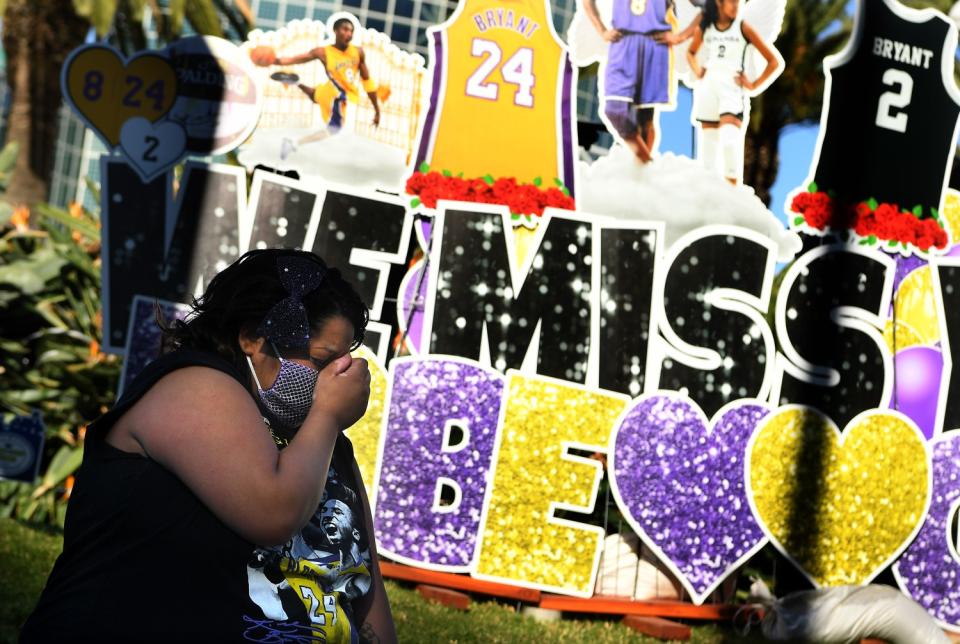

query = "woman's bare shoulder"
[{"left": 110, "top": 366, "right": 262, "bottom": 455}]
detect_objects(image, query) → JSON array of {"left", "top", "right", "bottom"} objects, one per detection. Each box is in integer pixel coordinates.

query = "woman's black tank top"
[{"left": 20, "top": 349, "right": 370, "bottom": 643}]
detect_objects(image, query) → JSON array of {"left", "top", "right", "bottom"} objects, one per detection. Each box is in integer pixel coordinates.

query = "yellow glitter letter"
[
  {"left": 344, "top": 347, "right": 389, "bottom": 499},
  {"left": 474, "top": 371, "right": 629, "bottom": 595}
]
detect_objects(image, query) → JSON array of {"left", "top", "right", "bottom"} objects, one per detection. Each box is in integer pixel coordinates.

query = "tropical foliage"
[
  {"left": 743, "top": 0, "right": 852, "bottom": 205},
  {"left": 0, "top": 144, "right": 118, "bottom": 525}
]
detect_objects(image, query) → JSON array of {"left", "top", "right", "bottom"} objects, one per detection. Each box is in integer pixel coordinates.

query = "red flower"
[
  {"left": 793, "top": 190, "right": 835, "bottom": 229},
  {"left": 493, "top": 177, "right": 518, "bottom": 200},
  {"left": 791, "top": 191, "right": 813, "bottom": 213},
  {"left": 542, "top": 187, "right": 570, "bottom": 209},
  {"left": 405, "top": 171, "right": 574, "bottom": 216},
  {"left": 406, "top": 172, "right": 426, "bottom": 194},
  {"left": 850, "top": 202, "right": 874, "bottom": 236}
]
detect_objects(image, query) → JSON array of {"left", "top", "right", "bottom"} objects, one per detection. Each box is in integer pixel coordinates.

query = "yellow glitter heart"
[
  {"left": 747, "top": 407, "right": 930, "bottom": 587},
  {"left": 882, "top": 318, "right": 925, "bottom": 353},
  {"left": 893, "top": 266, "right": 939, "bottom": 345},
  {"left": 344, "top": 347, "right": 388, "bottom": 498}
]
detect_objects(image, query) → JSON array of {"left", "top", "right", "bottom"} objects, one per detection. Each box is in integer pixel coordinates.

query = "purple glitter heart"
[
  {"left": 894, "top": 433, "right": 960, "bottom": 630},
  {"left": 374, "top": 357, "right": 503, "bottom": 571},
  {"left": 610, "top": 395, "right": 769, "bottom": 603}
]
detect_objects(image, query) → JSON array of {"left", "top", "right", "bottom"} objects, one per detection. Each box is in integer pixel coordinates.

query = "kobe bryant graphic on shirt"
[{"left": 245, "top": 464, "right": 372, "bottom": 641}]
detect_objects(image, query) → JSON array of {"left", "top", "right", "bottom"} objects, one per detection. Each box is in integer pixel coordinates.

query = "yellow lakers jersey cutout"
[
  {"left": 414, "top": 0, "right": 577, "bottom": 194},
  {"left": 324, "top": 44, "right": 362, "bottom": 100}
]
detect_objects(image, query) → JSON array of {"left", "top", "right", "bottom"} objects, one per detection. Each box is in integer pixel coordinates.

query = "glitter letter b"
[{"left": 374, "top": 357, "right": 503, "bottom": 571}]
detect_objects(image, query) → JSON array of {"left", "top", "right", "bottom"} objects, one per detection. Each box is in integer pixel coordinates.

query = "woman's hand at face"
[{"left": 310, "top": 354, "right": 371, "bottom": 430}]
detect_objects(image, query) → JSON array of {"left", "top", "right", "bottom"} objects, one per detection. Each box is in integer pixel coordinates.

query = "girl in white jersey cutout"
[{"left": 687, "top": 0, "right": 780, "bottom": 184}]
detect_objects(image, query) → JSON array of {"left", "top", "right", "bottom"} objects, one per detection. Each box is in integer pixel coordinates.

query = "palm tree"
[
  {"left": 742, "top": 0, "right": 851, "bottom": 205},
  {"left": 0, "top": 0, "right": 250, "bottom": 208},
  {"left": 746, "top": 0, "right": 960, "bottom": 205},
  {"left": 1, "top": 1, "right": 88, "bottom": 207}
]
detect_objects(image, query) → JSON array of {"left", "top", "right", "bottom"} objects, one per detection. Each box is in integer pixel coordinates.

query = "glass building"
[{"left": 47, "top": 0, "right": 603, "bottom": 209}]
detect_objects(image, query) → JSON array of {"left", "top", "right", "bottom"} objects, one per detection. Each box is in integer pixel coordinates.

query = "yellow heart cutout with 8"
[
  {"left": 63, "top": 45, "right": 177, "bottom": 147},
  {"left": 747, "top": 406, "right": 930, "bottom": 587}
]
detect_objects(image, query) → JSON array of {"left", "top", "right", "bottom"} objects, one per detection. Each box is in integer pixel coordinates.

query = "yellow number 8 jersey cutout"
[{"left": 414, "top": 0, "right": 577, "bottom": 196}]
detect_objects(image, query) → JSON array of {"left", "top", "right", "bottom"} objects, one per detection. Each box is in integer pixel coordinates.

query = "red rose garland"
[
  {"left": 790, "top": 185, "right": 949, "bottom": 252},
  {"left": 405, "top": 166, "right": 575, "bottom": 217}
]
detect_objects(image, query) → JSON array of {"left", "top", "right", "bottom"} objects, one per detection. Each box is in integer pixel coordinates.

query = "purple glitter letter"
[
  {"left": 375, "top": 357, "right": 503, "bottom": 571},
  {"left": 609, "top": 394, "right": 769, "bottom": 604},
  {"left": 894, "top": 433, "right": 960, "bottom": 631}
]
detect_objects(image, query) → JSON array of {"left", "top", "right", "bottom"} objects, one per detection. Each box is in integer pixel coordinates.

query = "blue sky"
[{"left": 658, "top": 85, "right": 820, "bottom": 227}]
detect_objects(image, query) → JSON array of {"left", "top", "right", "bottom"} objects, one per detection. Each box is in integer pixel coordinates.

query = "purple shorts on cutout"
[{"left": 605, "top": 32, "right": 672, "bottom": 106}]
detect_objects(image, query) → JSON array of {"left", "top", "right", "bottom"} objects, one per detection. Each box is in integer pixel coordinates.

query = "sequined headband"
[{"left": 256, "top": 256, "right": 327, "bottom": 349}]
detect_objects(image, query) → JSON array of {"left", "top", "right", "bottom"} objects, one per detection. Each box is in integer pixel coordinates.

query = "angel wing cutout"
[
  {"left": 742, "top": 0, "right": 787, "bottom": 88},
  {"left": 567, "top": 0, "right": 613, "bottom": 66},
  {"left": 672, "top": 0, "right": 705, "bottom": 87}
]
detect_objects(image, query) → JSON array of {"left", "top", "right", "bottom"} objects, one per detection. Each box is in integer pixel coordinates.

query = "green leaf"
[
  {"left": 72, "top": 0, "right": 119, "bottom": 37},
  {"left": 418, "top": 162, "right": 430, "bottom": 173},
  {"left": 441, "top": 169, "right": 452, "bottom": 177},
  {"left": 888, "top": 240, "right": 899, "bottom": 247},
  {"left": 83, "top": 177, "right": 102, "bottom": 209},
  {"left": 38, "top": 446, "right": 83, "bottom": 492},
  {"left": 0, "top": 202, "right": 14, "bottom": 226},
  {"left": 483, "top": 174, "right": 494, "bottom": 186},
  {"left": 533, "top": 177, "right": 542, "bottom": 187},
  {"left": 867, "top": 235, "right": 877, "bottom": 244},
  {"left": 561, "top": 187, "right": 570, "bottom": 197},
  {"left": 553, "top": 177, "right": 563, "bottom": 186},
  {"left": 33, "top": 203, "right": 99, "bottom": 240},
  {"left": 807, "top": 181, "right": 818, "bottom": 193},
  {"left": 912, "top": 205, "right": 923, "bottom": 217},
  {"left": 183, "top": 0, "right": 223, "bottom": 37},
  {"left": 0, "top": 289, "right": 20, "bottom": 308},
  {"left": 36, "top": 350, "right": 79, "bottom": 365},
  {"left": 867, "top": 198, "right": 879, "bottom": 210},
  {"left": 3, "top": 390, "right": 58, "bottom": 405},
  {"left": 125, "top": 0, "right": 147, "bottom": 22},
  {"left": 0, "top": 142, "right": 19, "bottom": 176},
  {"left": 858, "top": 238, "right": 869, "bottom": 245},
  {"left": 410, "top": 197, "right": 421, "bottom": 208},
  {"left": 0, "top": 246, "right": 68, "bottom": 294},
  {"left": 793, "top": 216, "right": 805, "bottom": 225}
]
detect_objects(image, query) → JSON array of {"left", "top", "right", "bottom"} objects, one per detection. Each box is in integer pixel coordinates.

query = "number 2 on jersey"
[
  {"left": 875, "top": 68, "right": 913, "bottom": 133},
  {"left": 466, "top": 39, "right": 535, "bottom": 108}
]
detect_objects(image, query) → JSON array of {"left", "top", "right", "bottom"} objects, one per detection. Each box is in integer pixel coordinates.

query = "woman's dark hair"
[
  {"left": 160, "top": 249, "right": 368, "bottom": 377},
  {"left": 700, "top": 0, "right": 719, "bottom": 30}
]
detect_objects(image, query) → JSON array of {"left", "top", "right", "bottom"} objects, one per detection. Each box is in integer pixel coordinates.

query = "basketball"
[{"left": 249, "top": 45, "right": 277, "bottom": 67}]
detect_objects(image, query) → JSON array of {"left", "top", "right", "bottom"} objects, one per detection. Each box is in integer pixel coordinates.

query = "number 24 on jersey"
[{"left": 466, "top": 38, "right": 535, "bottom": 108}]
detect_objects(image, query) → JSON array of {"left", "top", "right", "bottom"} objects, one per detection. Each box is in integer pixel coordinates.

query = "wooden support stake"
[
  {"left": 622, "top": 615, "right": 691, "bottom": 641},
  {"left": 416, "top": 584, "right": 471, "bottom": 610}
]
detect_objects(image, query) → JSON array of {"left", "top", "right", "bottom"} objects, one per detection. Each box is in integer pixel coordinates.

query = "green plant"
[{"left": 0, "top": 144, "right": 119, "bottom": 525}]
